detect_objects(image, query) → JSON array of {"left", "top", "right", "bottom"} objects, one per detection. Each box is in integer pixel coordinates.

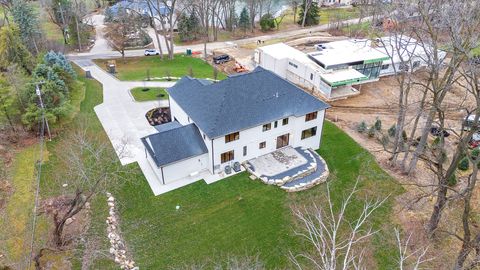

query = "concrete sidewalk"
[{"left": 74, "top": 59, "right": 175, "bottom": 195}]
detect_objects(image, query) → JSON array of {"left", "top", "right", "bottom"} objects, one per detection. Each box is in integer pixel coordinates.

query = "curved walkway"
[{"left": 74, "top": 59, "right": 174, "bottom": 195}]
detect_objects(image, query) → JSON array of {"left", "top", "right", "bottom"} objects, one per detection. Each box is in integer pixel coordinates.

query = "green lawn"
[
  {"left": 319, "top": 7, "right": 360, "bottom": 25},
  {"left": 93, "top": 55, "right": 227, "bottom": 81},
  {"left": 130, "top": 87, "right": 168, "bottom": 102},
  {"left": 114, "top": 121, "right": 403, "bottom": 269},
  {"left": 37, "top": 64, "right": 402, "bottom": 269}
]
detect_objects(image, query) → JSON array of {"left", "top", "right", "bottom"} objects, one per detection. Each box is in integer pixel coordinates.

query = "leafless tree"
[
  {"left": 46, "top": 128, "right": 131, "bottom": 248},
  {"left": 105, "top": 8, "right": 141, "bottom": 62},
  {"left": 290, "top": 179, "right": 388, "bottom": 270},
  {"left": 394, "top": 228, "right": 432, "bottom": 269}
]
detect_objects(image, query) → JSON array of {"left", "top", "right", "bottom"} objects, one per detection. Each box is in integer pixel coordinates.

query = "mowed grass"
[
  {"left": 130, "top": 87, "right": 168, "bottom": 102},
  {"left": 93, "top": 55, "right": 227, "bottom": 81},
  {"left": 319, "top": 7, "right": 360, "bottom": 25},
  {"left": 115, "top": 121, "right": 403, "bottom": 269},
  {"left": 38, "top": 64, "right": 402, "bottom": 268}
]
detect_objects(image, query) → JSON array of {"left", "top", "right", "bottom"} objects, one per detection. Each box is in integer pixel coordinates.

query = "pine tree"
[
  {"left": 188, "top": 11, "right": 201, "bottom": 40},
  {"left": 177, "top": 14, "right": 191, "bottom": 42},
  {"left": 298, "top": 1, "right": 320, "bottom": 26},
  {"left": 11, "top": 0, "right": 43, "bottom": 54},
  {"left": 239, "top": 7, "right": 250, "bottom": 34},
  {"left": 0, "top": 77, "right": 19, "bottom": 132}
]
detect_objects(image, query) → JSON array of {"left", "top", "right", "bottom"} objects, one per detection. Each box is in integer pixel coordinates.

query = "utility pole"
[{"left": 35, "top": 84, "right": 52, "bottom": 141}]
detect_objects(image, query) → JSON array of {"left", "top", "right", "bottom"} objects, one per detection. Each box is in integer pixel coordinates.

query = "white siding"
[
  {"left": 211, "top": 110, "right": 326, "bottom": 173},
  {"left": 169, "top": 97, "right": 191, "bottom": 125},
  {"left": 258, "top": 50, "right": 288, "bottom": 78},
  {"left": 162, "top": 154, "right": 209, "bottom": 184}
]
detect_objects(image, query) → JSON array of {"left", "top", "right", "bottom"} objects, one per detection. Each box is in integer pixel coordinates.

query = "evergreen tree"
[
  {"left": 239, "top": 7, "right": 250, "bottom": 34},
  {"left": 11, "top": 0, "right": 43, "bottom": 54},
  {"left": 22, "top": 52, "right": 76, "bottom": 129},
  {"left": 298, "top": 1, "right": 320, "bottom": 26},
  {"left": 177, "top": 13, "right": 191, "bottom": 41},
  {"left": 0, "top": 25, "right": 35, "bottom": 73},
  {"left": 0, "top": 77, "right": 19, "bottom": 132},
  {"left": 188, "top": 11, "right": 201, "bottom": 40},
  {"left": 260, "top": 13, "right": 275, "bottom": 32}
]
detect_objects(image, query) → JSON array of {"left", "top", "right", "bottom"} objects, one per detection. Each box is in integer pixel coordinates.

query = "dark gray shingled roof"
[
  {"left": 167, "top": 67, "right": 330, "bottom": 139},
  {"left": 141, "top": 123, "right": 208, "bottom": 167}
]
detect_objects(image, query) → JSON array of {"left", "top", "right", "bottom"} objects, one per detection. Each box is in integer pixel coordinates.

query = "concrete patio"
[{"left": 244, "top": 146, "right": 329, "bottom": 192}]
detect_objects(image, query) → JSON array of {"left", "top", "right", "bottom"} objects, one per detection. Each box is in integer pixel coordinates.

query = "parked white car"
[{"left": 144, "top": 49, "right": 160, "bottom": 56}]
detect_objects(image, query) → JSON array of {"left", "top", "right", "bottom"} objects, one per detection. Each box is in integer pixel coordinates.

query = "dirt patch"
[
  {"left": 325, "top": 71, "right": 479, "bottom": 269},
  {"left": 40, "top": 195, "right": 91, "bottom": 248}
]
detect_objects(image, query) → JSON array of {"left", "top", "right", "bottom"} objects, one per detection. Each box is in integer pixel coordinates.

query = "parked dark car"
[
  {"left": 213, "top": 54, "right": 231, "bottom": 64},
  {"left": 430, "top": 126, "right": 450, "bottom": 137}
]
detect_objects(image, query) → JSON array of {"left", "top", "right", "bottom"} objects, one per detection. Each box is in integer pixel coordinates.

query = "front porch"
[{"left": 244, "top": 146, "right": 330, "bottom": 192}]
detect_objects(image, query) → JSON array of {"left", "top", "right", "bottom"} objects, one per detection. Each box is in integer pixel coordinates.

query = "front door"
[{"left": 276, "top": 134, "right": 290, "bottom": 149}]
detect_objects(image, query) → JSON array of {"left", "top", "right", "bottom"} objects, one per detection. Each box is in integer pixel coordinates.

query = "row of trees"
[
  {"left": 368, "top": 0, "right": 480, "bottom": 268},
  {"left": 0, "top": 1, "right": 81, "bottom": 134}
]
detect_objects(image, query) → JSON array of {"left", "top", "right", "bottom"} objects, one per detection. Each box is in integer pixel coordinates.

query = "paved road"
[{"left": 69, "top": 17, "right": 367, "bottom": 60}]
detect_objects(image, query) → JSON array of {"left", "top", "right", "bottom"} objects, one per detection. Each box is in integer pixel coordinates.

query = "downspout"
[
  {"left": 160, "top": 167, "right": 166, "bottom": 185},
  {"left": 211, "top": 139, "right": 215, "bottom": 173},
  {"left": 318, "top": 110, "right": 326, "bottom": 150}
]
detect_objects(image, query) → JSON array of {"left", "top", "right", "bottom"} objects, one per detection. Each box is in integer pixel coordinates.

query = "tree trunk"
[
  {"left": 147, "top": 0, "right": 164, "bottom": 60},
  {"left": 3, "top": 107, "right": 16, "bottom": 132},
  {"left": 406, "top": 106, "right": 436, "bottom": 174},
  {"left": 454, "top": 167, "right": 479, "bottom": 269},
  {"left": 401, "top": 87, "right": 428, "bottom": 171},
  {"left": 74, "top": 15, "right": 83, "bottom": 51}
]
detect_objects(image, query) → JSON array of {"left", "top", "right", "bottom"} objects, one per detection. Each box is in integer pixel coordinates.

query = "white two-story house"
[{"left": 141, "top": 67, "right": 330, "bottom": 186}]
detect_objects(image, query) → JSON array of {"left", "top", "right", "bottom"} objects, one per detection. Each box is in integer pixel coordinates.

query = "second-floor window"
[
  {"left": 262, "top": 123, "right": 271, "bottom": 131},
  {"left": 305, "top": 112, "right": 318, "bottom": 122},
  {"left": 259, "top": 141, "right": 266, "bottom": 149},
  {"left": 225, "top": 132, "right": 239, "bottom": 143},
  {"left": 282, "top": 118, "right": 289, "bottom": 125}
]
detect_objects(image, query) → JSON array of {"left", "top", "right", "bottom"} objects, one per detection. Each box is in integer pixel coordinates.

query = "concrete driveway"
[{"left": 74, "top": 59, "right": 175, "bottom": 195}]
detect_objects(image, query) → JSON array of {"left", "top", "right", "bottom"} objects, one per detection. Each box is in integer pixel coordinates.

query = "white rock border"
[{"left": 105, "top": 192, "right": 139, "bottom": 270}]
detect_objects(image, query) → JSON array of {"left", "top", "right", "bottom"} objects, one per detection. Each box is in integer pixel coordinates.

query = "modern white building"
[
  {"left": 320, "top": 0, "right": 353, "bottom": 6},
  {"left": 254, "top": 37, "right": 445, "bottom": 100},
  {"left": 255, "top": 42, "right": 388, "bottom": 100},
  {"left": 141, "top": 67, "right": 330, "bottom": 185}
]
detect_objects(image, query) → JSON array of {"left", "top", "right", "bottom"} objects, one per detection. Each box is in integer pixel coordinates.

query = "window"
[
  {"left": 310, "top": 73, "right": 313, "bottom": 80},
  {"left": 381, "top": 64, "right": 389, "bottom": 70},
  {"left": 274, "top": 121, "right": 278, "bottom": 128},
  {"left": 221, "top": 150, "right": 234, "bottom": 163},
  {"left": 301, "top": 127, "right": 317, "bottom": 139},
  {"left": 203, "top": 134, "right": 206, "bottom": 140},
  {"left": 243, "top": 146, "right": 247, "bottom": 156},
  {"left": 259, "top": 141, "right": 266, "bottom": 149},
  {"left": 225, "top": 132, "right": 239, "bottom": 143},
  {"left": 282, "top": 118, "right": 289, "bottom": 125},
  {"left": 305, "top": 112, "right": 318, "bottom": 122},
  {"left": 413, "top": 61, "right": 421, "bottom": 69},
  {"left": 288, "top": 61, "right": 298, "bottom": 68},
  {"left": 262, "top": 123, "right": 271, "bottom": 131}
]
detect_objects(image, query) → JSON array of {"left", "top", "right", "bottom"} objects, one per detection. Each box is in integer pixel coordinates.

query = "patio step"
[
  {"left": 244, "top": 147, "right": 319, "bottom": 186},
  {"left": 280, "top": 149, "right": 329, "bottom": 192}
]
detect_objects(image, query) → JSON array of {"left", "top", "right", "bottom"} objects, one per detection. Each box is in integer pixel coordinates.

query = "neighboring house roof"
[
  {"left": 109, "top": 0, "right": 170, "bottom": 16},
  {"left": 141, "top": 123, "right": 208, "bottom": 167},
  {"left": 167, "top": 67, "right": 330, "bottom": 139}
]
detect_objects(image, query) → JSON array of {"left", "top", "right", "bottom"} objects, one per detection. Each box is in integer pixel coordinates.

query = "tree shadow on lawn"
[{"left": 114, "top": 121, "right": 403, "bottom": 269}]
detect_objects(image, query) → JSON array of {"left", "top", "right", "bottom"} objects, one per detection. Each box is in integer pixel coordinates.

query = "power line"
[{"left": 27, "top": 83, "right": 48, "bottom": 269}]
